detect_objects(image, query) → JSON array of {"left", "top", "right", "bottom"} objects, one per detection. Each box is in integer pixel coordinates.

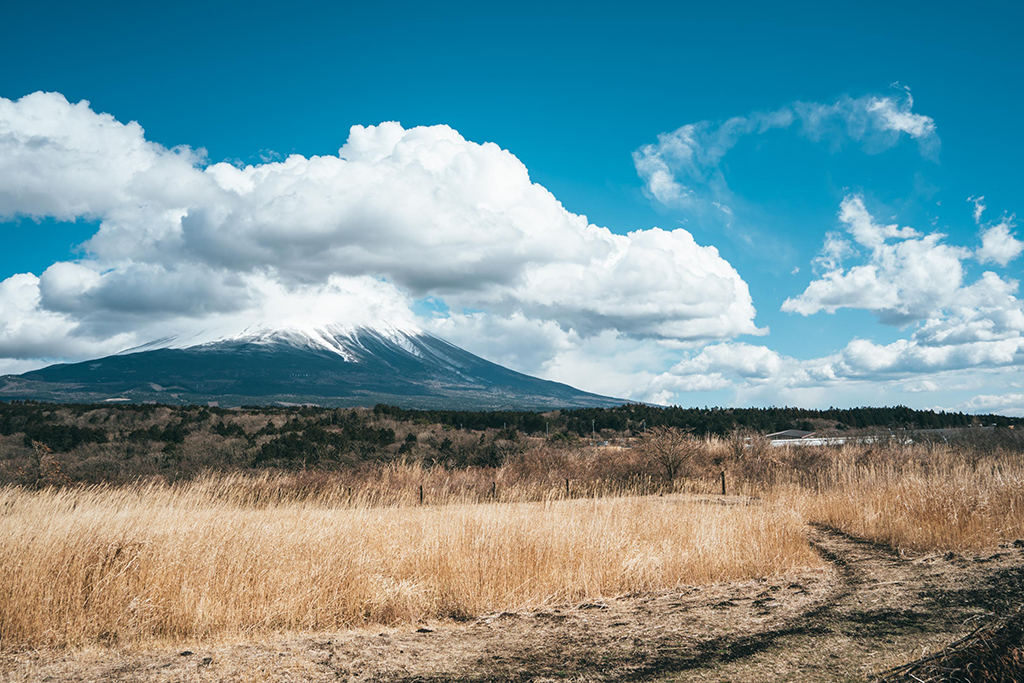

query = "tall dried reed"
[
  {"left": 784, "top": 445, "right": 1024, "bottom": 551},
  {"left": 0, "top": 479, "right": 818, "bottom": 649}
]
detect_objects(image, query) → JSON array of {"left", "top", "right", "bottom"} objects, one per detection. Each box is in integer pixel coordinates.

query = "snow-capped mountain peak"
[
  {"left": 121, "top": 320, "right": 425, "bottom": 361},
  {"left": 10, "top": 319, "right": 623, "bottom": 410}
]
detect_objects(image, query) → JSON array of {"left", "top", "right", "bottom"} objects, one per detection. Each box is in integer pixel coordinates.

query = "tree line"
[
  {"left": 372, "top": 403, "right": 1016, "bottom": 437},
  {"left": 0, "top": 400, "right": 1019, "bottom": 487}
]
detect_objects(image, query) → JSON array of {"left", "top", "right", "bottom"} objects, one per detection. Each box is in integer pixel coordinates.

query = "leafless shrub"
[{"left": 636, "top": 427, "right": 699, "bottom": 483}]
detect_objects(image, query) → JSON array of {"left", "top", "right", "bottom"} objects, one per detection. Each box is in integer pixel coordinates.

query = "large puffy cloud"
[
  {"left": 0, "top": 273, "right": 133, "bottom": 361},
  {"left": 174, "top": 125, "right": 762, "bottom": 339},
  {"left": 633, "top": 87, "right": 939, "bottom": 209},
  {"left": 0, "top": 92, "right": 204, "bottom": 220},
  {"left": 782, "top": 195, "right": 970, "bottom": 323},
  {"left": 0, "top": 92, "right": 762, "bottom": 376}
]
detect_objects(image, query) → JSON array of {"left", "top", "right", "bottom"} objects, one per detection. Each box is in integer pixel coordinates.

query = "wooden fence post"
[
  {"left": 491, "top": 481, "right": 496, "bottom": 499},
  {"left": 419, "top": 485, "right": 424, "bottom": 505},
  {"left": 565, "top": 478, "right": 570, "bottom": 499},
  {"left": 720, "top": 470, "right": 726, "bottom": 496}
]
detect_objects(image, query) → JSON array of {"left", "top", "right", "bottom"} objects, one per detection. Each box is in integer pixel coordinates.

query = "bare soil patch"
[{"left": 4, "top": 526, "right": 1023, "bottom": 682}]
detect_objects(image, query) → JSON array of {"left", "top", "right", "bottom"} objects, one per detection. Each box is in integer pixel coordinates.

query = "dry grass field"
[
  {"left": 0, "top": 482, "right": 818, "bottom": 649},
  {"left": 3, "top": 424, "right": 1024, "bottom": 681}
]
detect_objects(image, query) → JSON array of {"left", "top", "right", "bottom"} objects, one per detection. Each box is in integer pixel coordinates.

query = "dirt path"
[
  {"left": 666, "top": 526, "right": 1024, "bottom": 682},
  {"left": 4, "top": 526, "right": 1023, "bottom": 682}
]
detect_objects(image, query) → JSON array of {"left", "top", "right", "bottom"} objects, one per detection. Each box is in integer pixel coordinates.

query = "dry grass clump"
[
  {"left": 877, "top": 607, "right": 1024, "bottom": 682},
  {"left": 772, "top": 443, "right": 1024, "bottom": 552},
  {"left": 0, "top": 480, "right": 819, "bottom": 649}
]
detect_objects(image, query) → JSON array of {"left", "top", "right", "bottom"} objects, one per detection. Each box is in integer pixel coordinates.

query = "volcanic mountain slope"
[{"left": 0, "top": 324, "right": 625, "bottom": 410}]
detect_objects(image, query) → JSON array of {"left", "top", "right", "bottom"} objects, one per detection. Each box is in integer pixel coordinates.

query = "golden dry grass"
[
  {"left": 664, "top": 433, "right": 1024, "bottom": 552},
  {"left": 0, "top": 481, "right": 818, "bottom": 649},
  {"left": 790, "top": 451, "right": 1024, "bottom": 552},
  {"left": 4, "top": 435, "right": 1023, "bottom": 652}
]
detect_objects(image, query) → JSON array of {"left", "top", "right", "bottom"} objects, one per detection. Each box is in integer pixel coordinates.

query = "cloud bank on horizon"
[{"left": 1, "top": 91, "right": 1022, "bottom": 414}]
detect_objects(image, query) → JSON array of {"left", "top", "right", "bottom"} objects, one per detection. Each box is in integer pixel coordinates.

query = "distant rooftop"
[{"left": 766, "top": 429, "right": 815, "bottom": 440}]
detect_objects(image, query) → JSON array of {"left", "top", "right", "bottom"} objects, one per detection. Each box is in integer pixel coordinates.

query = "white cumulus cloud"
[
  {"left": 969, "top": 197, "right": 1023, "bottom": 267},
  {"left": 0, "top": 92, "right": 763, "bottom": 381},
  {"left": 782, "top": 195, "right": 1022, "bottom": 330}
]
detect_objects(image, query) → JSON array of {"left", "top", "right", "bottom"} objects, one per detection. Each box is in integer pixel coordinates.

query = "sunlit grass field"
[
  {"left": 0, "top": 482, "right": 816, "bottom": 648},
  {"left": 2, "top": 435, "right": 1023, "bottom": 650}
]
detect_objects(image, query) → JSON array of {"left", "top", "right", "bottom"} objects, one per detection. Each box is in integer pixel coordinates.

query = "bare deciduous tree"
[{"left": 638, "top": 427, "right": 697, "bottom": 482}]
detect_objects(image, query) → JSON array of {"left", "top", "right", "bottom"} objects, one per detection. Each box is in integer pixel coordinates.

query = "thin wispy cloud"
[{"left": 633, "top": 86, "right": 939, "bottom": 211}]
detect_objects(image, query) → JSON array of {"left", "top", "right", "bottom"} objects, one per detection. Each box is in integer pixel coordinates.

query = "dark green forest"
[{"left": 371, "top": 402, "right": 1019, "bottom": 435}]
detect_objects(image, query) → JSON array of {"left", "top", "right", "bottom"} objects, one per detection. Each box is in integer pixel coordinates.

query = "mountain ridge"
[{"left": 0, "top": 325, "right": 626, "bottom": 410}]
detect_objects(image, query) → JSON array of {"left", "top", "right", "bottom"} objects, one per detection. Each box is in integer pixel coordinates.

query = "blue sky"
[{"left": 1, "top": 1, "right": 1023, "bottom": 413}]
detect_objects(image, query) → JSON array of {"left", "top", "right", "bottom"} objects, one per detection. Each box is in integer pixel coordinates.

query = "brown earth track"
[
  {"left": 3, "top": 526, "right": 1023, "bottom": 682},
  {"left": 664, "top": 525, "right": 1024, "bottom": 682}
]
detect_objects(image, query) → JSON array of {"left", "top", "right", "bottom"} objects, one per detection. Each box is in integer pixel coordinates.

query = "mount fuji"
[{"left": 0, "top": 323, "right": 625, "bottom": 410}]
